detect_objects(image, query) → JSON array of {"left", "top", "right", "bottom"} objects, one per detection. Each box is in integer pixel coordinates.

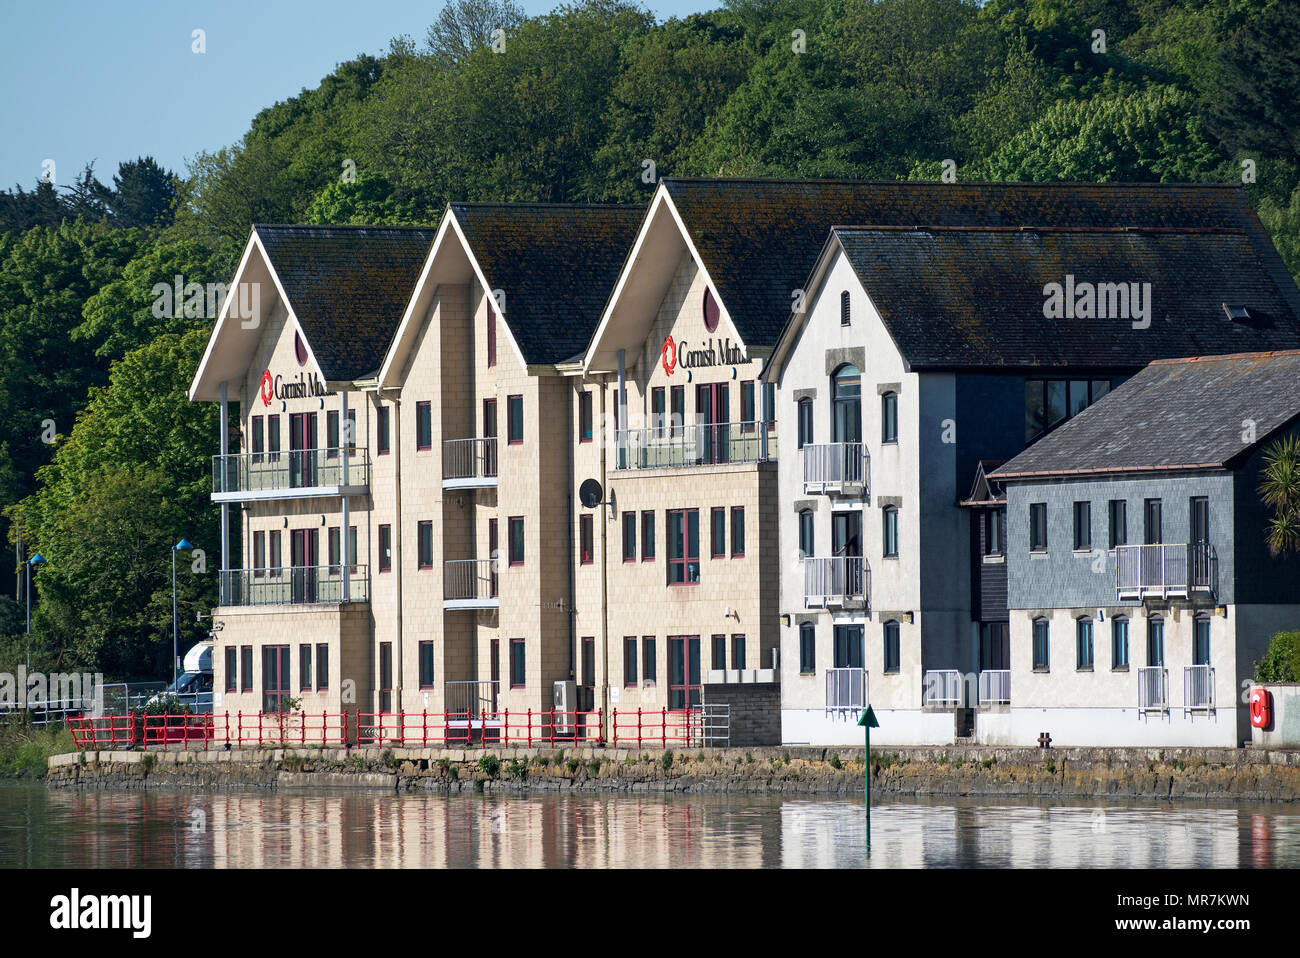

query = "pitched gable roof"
[
  {"left": 991, "top": 350, "right": 1300, "bottom": 480},
  {"left": 448, "top": 203, "right": 643, "bottom": 366},
  {"left": 832, "top": 226, "right": 1300, "bottom": 370},
  {"left": 254, "top": 224, "right": 436, "bottom": 381},
  {"left": 662, "top": 178, "right": 1300, "bottom": 351}
]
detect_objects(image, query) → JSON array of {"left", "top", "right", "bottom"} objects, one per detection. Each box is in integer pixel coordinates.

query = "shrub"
[
  {"left": 478, "top": 754, "right": 501, "bottom": 777},
  {"left": 447, "top": 765, "right": 458, "bottom": 781},
  {"left": 1255, "top": 631, "right": 1300, "bottom": 682},
  {"left": 982, "top": 757, "right": 996, "bottom": 769},
  {"left": 381, "top": 748, "right": 395, "bottom": 768},
  {"left": 506, "top": 759, "right": 527, "bottom": 778},
  {"left": 745, "top": 752, "right": 753, "bottom": 764},
  {"left": 586, "top": 759, "right": 601, "bottom": 776},
  {"left": 662, "top": 750, "right": 674, "bottom": 770},
  {"left": 829, "top": 752, "right": 842, "bottom": 770},
  {"left": 566, "top": 758, "right": 581, "bottom": 773}
]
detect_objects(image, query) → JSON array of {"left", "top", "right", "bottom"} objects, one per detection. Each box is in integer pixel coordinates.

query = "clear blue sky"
[{"left": 0, "top": 0, "right": 715, "bottom": 191}]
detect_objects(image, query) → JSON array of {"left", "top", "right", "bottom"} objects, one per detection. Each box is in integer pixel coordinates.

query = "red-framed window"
[
  {"left": 580, "top": 514, "right": 593, "bottom": 565},
  {"left": 417, "top": 520, "right": 433, "bottom": 569},
  {"left": 262, "top": 645, "right": 289, "bottom": 713},
  {"left": 250, "top": 416, "right": 265, "bottom": 462},
  {"left": 224, "top": 647, "right": 237, "bottom": 693},
  {"left": 668, "top": 509, "right": 699, "bottom": 584},
  {"left": 253, "top": 531, "right": 266, "bottom": 577},
  {"left": 379, "top": 642, "right": 393, "bottom": 713},
  {"left": 712, "top": 634, "right": 726, "bottom": 670},
  {"left": 487, "top": 303, "right": 497, "bottom": 367},
  {"left": 622, "top": 511, "right": 636, "bottom": 562},
  {"left": 419, "top": 641, "right": 435, "bottom": 689},
  {"left": 316, "top": 643, "right": 329, "bottom": 690},
  {"left": 488, "top": 518, "right": 499, "bottom": 597},
  {"left": 267, "top": 414, "right": 281, "bottom": 461},
  {"left": 641, "top": 510, "right": 655, "bottom": 561},
  {"left": 624, "top": 637, "right": 638, "bottom": 687},
  {"left": 378, "top": 524, "right": 392, "bottom": 573},
  {"left": 299, "top": 644, "right": 312, "bottom": 692},
  {"left": 731, "top": 506, "right": 745, "bottom": 557},
  {"left": 377, "top": 406, "right": 390, "bottom": 455},
  {"left": 740, "top": 381, "right": 756, "bottom": 433},
  {"left": 651, "top": 387, "right": 666, "bottom": 439},
  {"left": 325, "top": 410, "right": 339, "bottom": 459},
  {"left": 763, "top": 383, "right": 776, "bottom": 433},
  {"left": 508, "top": 516, "right": 524, "bottom": 566},
  {"left": 509, "top": 638, "right": 525, "bottom": 688},
  {"left": 670, "top": 386, "right": 685, "bottom": 439},
  {"left": 710, "top": 507, "right": 726, "bottom": 558},
  {"left": 507, "top": 395, "right": 523, "bottom": 444},
  {"left": 240, "top": 646, "right": 253, "bottom": 692},
  {"left": 416, "top": 401, "right": 432, "bottom": 450},
  {"left": 579, "top": 391, "right": 593, "bottom": 442},
  {"left": 731, "top": 634, "right": 746, "bottom": 670},
  {"left": 642, "top": 637, "right": 656, "bottom": 685},
  {"left": 269, "top": 530, "right": 281, "bottom": 575}
]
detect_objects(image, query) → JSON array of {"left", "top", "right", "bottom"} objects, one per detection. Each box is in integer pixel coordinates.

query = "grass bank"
[{"left": 0, "top": 722, "right": 76, "bottom": 778}]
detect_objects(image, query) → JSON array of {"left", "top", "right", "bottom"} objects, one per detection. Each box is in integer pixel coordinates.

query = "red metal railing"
[
  {"left": 611, "top": 708, "right": 702, "bottom": 748},
  {"left": 355, "top": 709, "right": 604, "bottom": 747}
]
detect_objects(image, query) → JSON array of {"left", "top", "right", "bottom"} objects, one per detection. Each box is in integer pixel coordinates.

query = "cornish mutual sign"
[{"left": 259, "top": 369, "right": 331, "bottom": 406}]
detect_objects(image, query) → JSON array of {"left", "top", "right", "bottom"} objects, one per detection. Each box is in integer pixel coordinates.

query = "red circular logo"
[
  {"left": 260, "top": 370, "right": 274, "bottom": 406},
  {"left": 661, "top": 335, "right": 677, "bottom": 376}
]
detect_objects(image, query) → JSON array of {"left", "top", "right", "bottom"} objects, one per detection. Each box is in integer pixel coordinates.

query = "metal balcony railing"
[
  {"left": 444, "top": 558, "right": 498, "bottom": 604},
  {"left": 978, "top": 670, "right": 1011, "bottom": 706},
  {"left": 1184, "top": 665, "right": 1215, "bottom": 712},
  {"left": 802, "top": 556, "right": 869, "bottom": 609},
  {"left": 614, "top": 420, "right": 775, "bottom": 470},
  {"left": 442, "top": 437, "right": 497, "bottom": 485},
  {"left": 1115, "top": 543, "right": 1217, "bottom": 600},
  {"left": 825, "top": 668, "right": 867, "bottom": 711},
  {"left": 212, "top": 448, "right": 369, "bottom": 497},
  {"left": 802, "top": 442, "right": 869, "bottom": 495},
  {"left": 1138, "top": 666, "right": 1168, "bottom": 712},
  {"left": 218, "top": 565, "right": 369, "bottom": 607},
  {"left": 924, "top": 669, "right": 963, "bottom": 707}
]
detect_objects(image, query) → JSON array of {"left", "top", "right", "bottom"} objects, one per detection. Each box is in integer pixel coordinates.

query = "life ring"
[{"left": 1249, "top": 687, "right": 1272, "bottom": 729}]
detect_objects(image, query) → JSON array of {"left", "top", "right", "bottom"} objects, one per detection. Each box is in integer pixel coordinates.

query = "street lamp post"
[
  {"left": 172, "top": 539, "right": 194, "bottom": 686},
  {"left": 24, "top": 553, "right": 45, "bottom": 670}
]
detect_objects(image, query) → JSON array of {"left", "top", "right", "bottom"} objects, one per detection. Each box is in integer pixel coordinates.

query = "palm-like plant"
[{"left": 1259, "top": 434, "right": 1300, "bottom": 556}]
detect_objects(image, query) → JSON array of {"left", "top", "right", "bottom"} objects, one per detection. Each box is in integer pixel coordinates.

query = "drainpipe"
[
  {"left": 566, "top": 384, "right": 577, "bottom": 685},
  {"left": 341, "top": 391, "right": 351, "bottom": 603},
  {"left": 598, "top": 375, "right": 610, "bottom": 739},
  {"left": 390, "top": 394, "right": 403, "bottom": 710},
  {"left": 219, "top": 381, "right": 230, "bottom": 578}
]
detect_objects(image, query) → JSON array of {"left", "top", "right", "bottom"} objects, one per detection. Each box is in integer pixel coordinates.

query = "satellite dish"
[{"left": 579, "top": 479, "right": 603, "bottom": 508}]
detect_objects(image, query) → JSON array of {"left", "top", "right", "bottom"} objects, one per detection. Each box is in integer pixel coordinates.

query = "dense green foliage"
[
  {"left": 1, "top": 0, "right": 1299, "bottom": 678},
  {"left": 1255, "top": 631, "right": 1300, "bottom": 682}
]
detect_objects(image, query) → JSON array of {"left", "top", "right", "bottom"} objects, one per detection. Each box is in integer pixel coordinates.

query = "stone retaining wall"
[{"left": 46, "top": 745, "right": 1300, "bottom": 801}]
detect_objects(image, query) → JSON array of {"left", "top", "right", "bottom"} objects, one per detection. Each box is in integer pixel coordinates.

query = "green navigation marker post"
[{"left": 858, "top": 705, "right": 879, "bottom": 847}]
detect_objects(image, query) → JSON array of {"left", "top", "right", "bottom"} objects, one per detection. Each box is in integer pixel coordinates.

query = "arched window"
[
  {"left": 883, "top": 620, "right": 900, "bottom": 674},
  {"left": 881, "top": 391, "right": 898, "bottom": 443},
  {"left": 799, "top": 622, "right": 816, "bottom": 674},
  {"left": 840, "top": 290, "right": 851, "bottom": 326},
  {"left": 797, "top": 397, "right": 814, "bottom": 448},
  {"left": 1193, "top": 615, "right": 1211, "bottom": 665},
  {"left": 798, "top": 509, "right": 814, "bottom": 557},
  {"left": 1111, "top": 616, "right": 1129, "bottom": 669},
  {"left": 1146, "top": 616, "right": 1164, "bottom": 667},
  {"left": 1076, "top": 617, "right": 1094, "bottom": 669},
  {"left": 1032, "top": 617, "right": 1050, "bottom": 670},
  {"left": 882, "top": 506, "right": 899, "bottom": 558},
  {"left": 832, "top": 363, "right": 862, "bottom": 443}
]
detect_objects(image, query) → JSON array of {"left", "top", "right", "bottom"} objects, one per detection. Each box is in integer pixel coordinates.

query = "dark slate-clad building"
[{"left": 992, "top": 350, "right": 1300, "bottom": 747}]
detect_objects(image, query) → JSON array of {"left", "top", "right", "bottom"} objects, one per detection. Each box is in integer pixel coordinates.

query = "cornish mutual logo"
[
  {"left": 1042, "top": 275, "right": 1152, "bottom": 329},
  {"left": 661, "top": 335, "right": 677, "bottom": 376},
  {"left": 259, "top": 370, "right": 274, "bottom": 406}
]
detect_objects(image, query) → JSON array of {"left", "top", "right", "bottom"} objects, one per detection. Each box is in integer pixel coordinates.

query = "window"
[
  {"left": 797, "top": 398, "right": 813, "bottom": 448},
  {"left": 326, "top": 410, "right": 339, "bottom": 458},
  {"left": 832, "top": 365, "right": 862, "bottom": 444},
  {"left": 833, "top": 625, "right": 864, "bottom": 669},
  {"left": 798, "top": 509, "right": 814, "bottom": 557},
  {"left": 582, "top": 637, "right": 596, "bottom": 695},
  {"left": 241, "top": 646, "right": 253, "bottom": 692},
  {"left": 799, "top": 623, "right": 815, "bottom": 674},
  {"left": 670, "top": 385, "right": 685, "bottom": 439},
  {"left": 488, "top": 519, "right": 499, "bottom": 596},
  {"left": 883, "top": 620, "right": 900, "bottom": 674},
  {"left": 419, "top": 641, "right": 435, "bottom": 689},
  {"left": 1144, "top": 499, "right": 1162, "bottom": 544},
  {"left": 642, "top": 637, "right": 656, "bottom": 685},
  {"left": 731, "top": 634, "right": 746, "bottom": 670},
  {"left": 250, "top": 416, "right": 264, "bottom": 461},
  {"left": 985, "top": 509, "right": 1004, "bottom": 556},
  {"left": 763, "top": 383, "right": 776, "bottom": 432},
  {"left": 1194, "top": 616, "right": 1211, "bottom": 665},
  {"left": 579, "top": 391, "right": 593, "bottom": 442},
  {"left": 712, "top": 634, "right": 726, "bottom": 670},
  {"left": 225, "top": 648, "right": 237, "bottom": 693},
  {"left": 668, "top": 509, "right": 700, "bottom": 584},
  {"left": 711, "top": 507, "right": 727, "bottom": 558},
  {"left": 651, "top": 388, "right": 666, "bottom": 439},
  {"left": 507, "top": 395, "right": 523, "bottom": 444},
  {"left": 269, "top": 530, "right": 281, "bottom": 575},
  {"left": 1073, "top": 501, "right": 1091, "bottom": 551},
  {"left": 510, "top": 639, "right": 525, "bottom": 688},
  {"left": 379, "top": 642, "right": 392, "bottom": 713},
  {"left": 508, "top": 516, "right": 524, "bottom": 566},
  {"left": 740, "top": 380, "right": 756, "bottom": 432},
  {"left": 253, "top": 531, "right": 266, "bottom": 577},
  {"left": 377, "top": 406, "right": 390, "bottom": 455},
  {"left": 840, "top": 289, "right": 851, "bottom": 326},
  {"left": 316, "top": 643, "right": 329, "bottom": 690},
  {"left": 624, "top": 637, "right": 638, "bottom": 687},
  {"left": 1147, "top": 617, "right": 1164, "bottom": 667},
  {"left": 641, "top": 511, "right": 655, "bottom": 561},
  {"left": 1025, "top": 378, "right": 1112, "bottom": 442},
  {"left": 299, "top": 644, "right": 312, "bottom": 691},
  {"left": 263, "top": 645, "right": 290, "bottom": 713},
  {"left": 344, "top": 409, "right": 357, "bottom": 451},
  {"left": 1029, "top": 503, "right": 1047, "bottom": 552},
  {"left": 731, "top": 507, "right": 745, "bottom": 557},
  {"left": 487, "top": 303, "right": 496, "bottom": 367},
  {"left": 882, "top": 506, "right": 899, "bottom": 558},
  {"left": 378, "top": 525, "right": 392, "bottom": 573},
  {"left": 1108, "top": 500, "right": 1127, "bottom": 549},
  {"left": 328, "top": 526, "right": 341, "bottom": 571},
  {"left": 267, "top": 415, "right": 281, "bottom": 461},
  {"left": 1032, "top": 619, "right": 1050, "bottom": 670},
  {"left": 416, "top": 401, "right": 432, "bottom": 450},
  {"left": 418, "top": 520, "right": 433, "bottom": 569},
  {"left": 579, "top": 514, "right": 594, "bottom": 565},
  {"left": 1076, "top": 618, "right": 1094, "bottom": 669},
  {"left": 622, "top": 511, "right": 636, "bottom": 562},
  {"left": 1112, "top": 618, "right": 1129, "bottom": 670},
  {"left": 881, "top": 391, "right": 898, "bottom": 443}
]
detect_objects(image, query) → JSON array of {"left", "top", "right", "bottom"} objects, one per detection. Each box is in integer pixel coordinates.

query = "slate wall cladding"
[
  {"left": 1232, "top": 424, "right": 1300, "bottom": 605},
  {"left": 1004, "top": 473, "right": 1236, "bottom": 610},
  {"left": 702, "top": 682, "right": 781, "bottom": 746}
]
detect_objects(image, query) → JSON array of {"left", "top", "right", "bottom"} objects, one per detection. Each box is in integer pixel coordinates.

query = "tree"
[
  {"left": 107, "top": 157, "right": 180, "bottom": 229},
  {"left": 1255, "top": 630, "right": 1300, "bottom": 682},
  {"left": 1259, "top": 433, "right": 1300, "bottom": 557},
  {"left": 425, "top": 0, "right": 526, "bottom": 63}
]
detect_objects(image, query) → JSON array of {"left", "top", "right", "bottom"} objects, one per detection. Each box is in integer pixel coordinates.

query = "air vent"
[{"left": 1223, "top": 304, "right": 1251, "bottom": 322}]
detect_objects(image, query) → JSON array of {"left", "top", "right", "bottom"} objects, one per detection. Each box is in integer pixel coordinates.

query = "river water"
[{"left": 2, "top": 785, "right": 1297, "bottom": 868}]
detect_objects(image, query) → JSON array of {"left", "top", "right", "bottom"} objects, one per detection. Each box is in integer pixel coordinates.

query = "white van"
[{"left": 148, "top": 644, "right": 214, "bottom": 713}]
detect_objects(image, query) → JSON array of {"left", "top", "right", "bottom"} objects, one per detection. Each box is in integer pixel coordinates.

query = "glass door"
[
  {"left": 288, "top": 412, "right": 318, "bottom": 487},
  {"left": 290, "top": 529, "right": 318, "bottom": 603},
  {"left": 668, "top": 636, "right": 701, "bottom": 710},
  {"left": 696, "top": 383, "right": 729, "bottom": 463}
]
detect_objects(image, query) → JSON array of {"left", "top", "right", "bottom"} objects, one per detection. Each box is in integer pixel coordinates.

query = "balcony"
[
  {"left": 614, "top": 421, "right": 775, "bottom": 471},
  {"left": 825, "top": 667, "right": 867, "bottom": 712},
  {"left": 218, "top": 565, "right": 369, "bottom": 607},
  {"left": 443, "top": 438, "right": 497, "bottom": 489},
  {"left": 977, "top": 670, "right": 1010, "bottom": 706},
  {"left": 923, "top": 669, "right": 963, "bottom": 707},
  {"left": 802, "top": 556, "right": 868, "bottom": 610},
  {"left": 801, "top": 442, "right": 869, "bottom": 496},
  {"left": 1115, "top": 543, "right": 1217, "bottom": 601},
  {"left": 1184, "top": 664, "right": 1215, "bottom": 713},
  {"left": 444, "top": 558, "right": 498, "bottom": 610},
  {"left": 212, "top": 449, "right": 369, "bottom": 502},
  {"left": 1138, "top": 666, "right": 1168, "bottom": 712}
]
